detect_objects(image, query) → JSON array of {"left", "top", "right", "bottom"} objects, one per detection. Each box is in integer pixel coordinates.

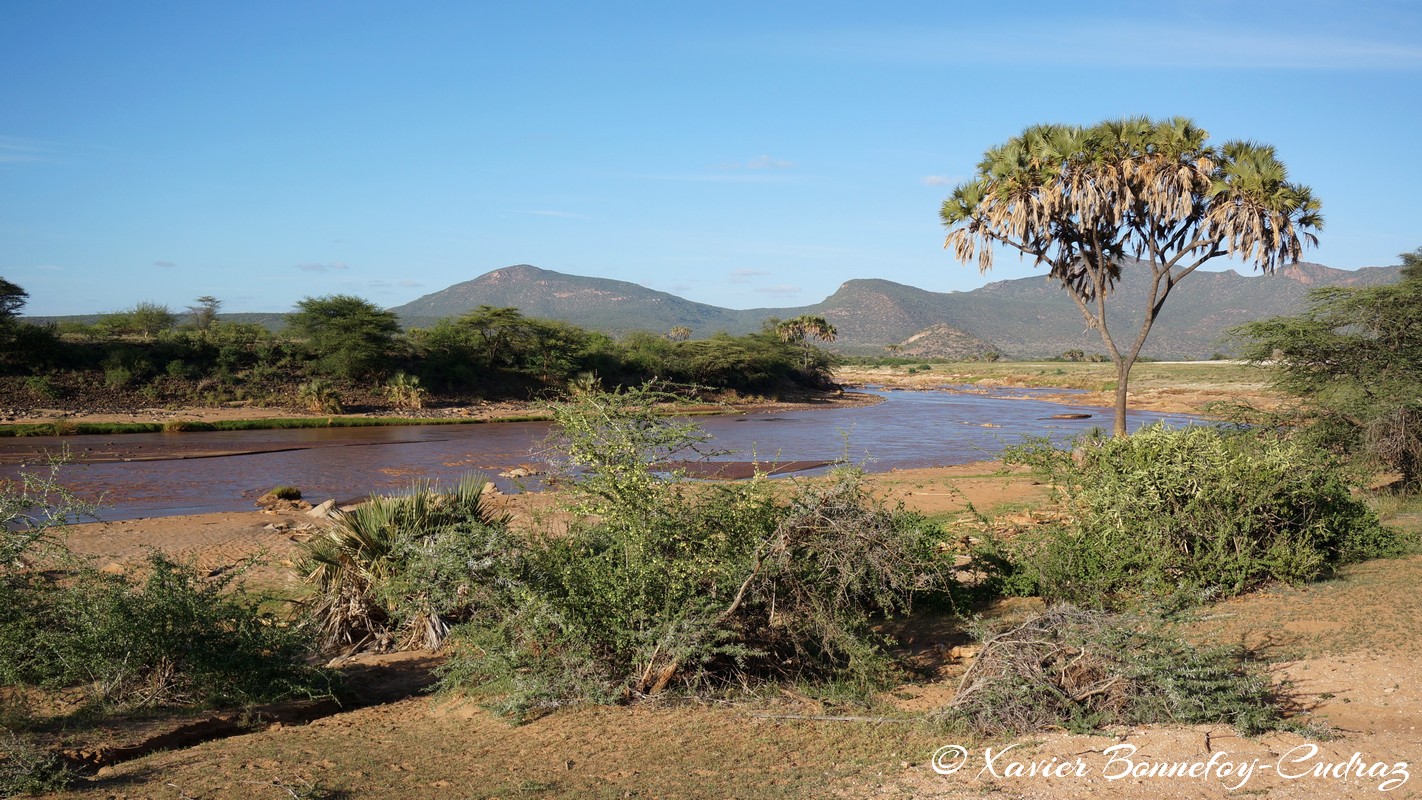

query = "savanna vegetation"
[
  {"left": 287, "top": 388, "right": 1412, "bottom": 732},
  {"left": 3, "top": 374, "right": 1418, "bottom": 794},
  {"left": 0, "top": 288, "right": 837, "bottom": 422},
  {"left": 988, "top": 425, "right": 1402, "bottom": 608},
  {"left": 5, "top": 152, "right": 1421, "bottom": 799},
  {"left": 296, "top": 385, "right": 949, "bottom": 721}
]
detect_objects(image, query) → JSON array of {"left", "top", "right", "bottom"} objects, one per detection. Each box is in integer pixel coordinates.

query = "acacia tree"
[
  {"left": 0, "top": 277, "right": 26, "bottom": 323},
  {"left": 186, "top": 295, "right": 222, "bottom": 332},
  {"left": 287, "top": 294, "right": 401, "bottom": 379},
  {"left": 105, "top": 301, "right": 176, "bottom": 341},
  {"left": 0, "top": 278, "right": 28, "bottom": 364},
  {"left": 0, "top": 278, "right": 25, "bottom": 342},
  {"left": 941, "top": 117, "right": 1322, "bottom": 435},
  {"left": 1233, "top": 248, "right": 1422, "bottom": 490},
  {"left": 454, "top": 305, "right": 534, "bottom": 370}
]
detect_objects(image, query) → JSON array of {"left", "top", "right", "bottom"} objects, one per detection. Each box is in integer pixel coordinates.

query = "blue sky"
[{"left": 3, "top": 0, "right": 1420, "bottom": 316}]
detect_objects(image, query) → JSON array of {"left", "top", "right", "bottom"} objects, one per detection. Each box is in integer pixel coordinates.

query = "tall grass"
[{"left": 0, "top": 414, "right": 555, "bottom": 437}]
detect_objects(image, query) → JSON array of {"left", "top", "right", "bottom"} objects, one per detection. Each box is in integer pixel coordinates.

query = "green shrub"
[
  {"left": 103, "top": 365, "right": 132, "bottom": 389},
  {"left": 1000, "top": 425, "right": 1406, "bottom": 607},
  {"left": 565, "top": 370, "right": 602, "bottom": 397},
  {"left": 938, "top": 606, "right": 1289, "bottom": 737},
  {"left": 22, "top": 375, "right": 60, "bottom": 400},
  {"left": 437, "top": 385, "right": 947, "bottom": 720},
  {"left": 165, "top": 358, "right": 196, "bottom": 379},
  {"left": 1, "top": 464, "right": 332, "bottom": 713},
  {"left": 1, "top": 459, "right": 94, "bottom": 567},
  {"left": 0, "top": 553, "right": 332, "bottom": 710},
  {"left": 269, "top": 485, "right": 302, "bottom": 501},
  {"left": 0, "top": 731, "right": 75, "bottom": 796}
]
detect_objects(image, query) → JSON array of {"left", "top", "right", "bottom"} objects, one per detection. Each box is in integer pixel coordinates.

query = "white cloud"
[
  {"left": 719, "top": 154, "right": 796, "bottom": 171},
  {"left": 361, "top": 279, "right": 423, "bottom": 290},
  {"left": 921, "top": 175, "right": 957, "bottom": 187},
  {"left": 729, "top": 269, "right": 768, "bottom": 284},
  {"left": 633, "top": 171, "right": 794, "bottom": 184},
  {"left": 756, "top": 284, "right": 802, "bottom": 296},
  {"left": 762, "top": 22, "right": 1422, "bottom": 70},
  {"left": 0, "top": 137, "right": 48, "bottom": 165},
  {"left": 514, "top": 209, "right": 589, "bottom": 220},
  {"left": 153, "top": 260, "right": 176, "bottom": 268},
  {"left": 295, "top": 262, "right": 349, "bottom": 272}
]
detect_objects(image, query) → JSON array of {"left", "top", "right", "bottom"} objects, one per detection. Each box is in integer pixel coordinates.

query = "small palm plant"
[
  {"left": 297, "top": 378, "right": 344, "bottom": 414},
  {"left": 384, "top": 371, "right": 427, "bottom": 410},
  {"left": 565, "top": 370, "right": 602, "bottom": 398},
  {"left": 295, "top": 473, "right": 512, "bottom": 654}
]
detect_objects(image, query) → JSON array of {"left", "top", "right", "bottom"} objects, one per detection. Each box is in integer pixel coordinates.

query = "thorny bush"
[{"left": 436, "top": 385, "right": 949, "bottom": 720}]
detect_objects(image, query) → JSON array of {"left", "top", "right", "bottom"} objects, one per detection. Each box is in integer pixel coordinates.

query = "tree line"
[{"left": 0, "top": 285, "right": 838, "bottom": 409}]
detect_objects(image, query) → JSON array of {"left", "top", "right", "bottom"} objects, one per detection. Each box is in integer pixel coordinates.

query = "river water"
[{"left": 0, "top": 387, "right": 1197, "bottom": 521}]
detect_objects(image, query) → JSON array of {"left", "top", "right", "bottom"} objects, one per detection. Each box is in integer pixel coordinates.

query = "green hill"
[{"left": 393, "top": 264, "right": 757, "bottom": 335}]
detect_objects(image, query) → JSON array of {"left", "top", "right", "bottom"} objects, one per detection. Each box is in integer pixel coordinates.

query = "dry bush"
[{"left": 938, "top": 606, "right": 1288, "bottom": 737}]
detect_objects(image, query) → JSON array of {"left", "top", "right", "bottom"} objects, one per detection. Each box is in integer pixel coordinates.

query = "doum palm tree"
[
  {"left": 776, "top": 314, "right": 838, "bottom": 369},
  {"left": 941, "top": 117, "right": 1321, "bottom": 436}
]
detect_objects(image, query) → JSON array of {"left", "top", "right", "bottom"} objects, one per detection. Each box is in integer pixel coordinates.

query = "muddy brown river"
[{"left": 0, "top": 388, "right": 1197, "bottom": 521}]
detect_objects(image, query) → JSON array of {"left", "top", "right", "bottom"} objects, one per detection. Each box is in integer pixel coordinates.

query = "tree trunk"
[
  {"left": 1399, "top": 446, "right": 1420, "bottom": 494},
  {"left": 1112, "top": 358, "right": 1132, "bottom": 437}
]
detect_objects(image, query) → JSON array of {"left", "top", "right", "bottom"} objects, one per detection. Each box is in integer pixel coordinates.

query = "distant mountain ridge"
[
  {"left": 24, "top": 261, "right": 1404, "bottom": 360},
  {"left": 391, "top": 261, "right": 1403, "bottom": 359}
]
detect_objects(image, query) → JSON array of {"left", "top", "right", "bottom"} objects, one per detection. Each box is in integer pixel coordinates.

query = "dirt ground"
[{"left": 835, "top": 361, "right": 1279, "bottom": 416}]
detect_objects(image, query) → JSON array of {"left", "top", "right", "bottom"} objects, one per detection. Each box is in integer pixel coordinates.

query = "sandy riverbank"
[
  {"left": 835, "top": 362, "right": 1279, "bottom": 416},
  {"left": 5, "top": 389, "right": 882, "bottom": 427}
]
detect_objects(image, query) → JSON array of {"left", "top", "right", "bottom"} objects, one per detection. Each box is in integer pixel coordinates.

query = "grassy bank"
[
  {"left": 0, "top": 413, "right": 556, "bottom": 437},
  {"left": 0, "top": 407, "right": 750, "bottom": 437}
]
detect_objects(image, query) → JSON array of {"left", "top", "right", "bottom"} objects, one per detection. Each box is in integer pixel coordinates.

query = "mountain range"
[{"left": 391, "top": 262, "right": 1403, "bottom": 359}]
